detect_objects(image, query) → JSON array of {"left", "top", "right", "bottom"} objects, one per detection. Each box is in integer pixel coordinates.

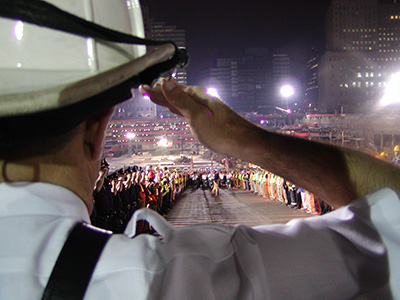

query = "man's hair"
[{"left": 0, "top": 108, "right": 83, "bottom": 161}]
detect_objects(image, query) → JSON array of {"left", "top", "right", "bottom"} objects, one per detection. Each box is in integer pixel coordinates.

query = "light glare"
[
  {"left": 126, "top": 132, "right": 136, "bottom": 139},
  {"left": 86, "top": 39, "right": 96, "bottom": 69},
  {"left": 280, "top": 85, "right": 294, "bottom": 98},
  {"left": 14, "top": 21, "right": 24, "bottom": 41},
  {"left": 207, "top": 88, "right": 219, "bottom": 98},
  {"left": 158, "top": 137, "right": 168, "bottom": 147},
  {"left": 381, "top": 73, "right": 400, "bottom": 106}
]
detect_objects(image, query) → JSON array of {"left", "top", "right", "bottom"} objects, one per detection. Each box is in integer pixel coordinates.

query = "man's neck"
[{"left": 0, "top": 158, "right": 95, "bottom": 214}]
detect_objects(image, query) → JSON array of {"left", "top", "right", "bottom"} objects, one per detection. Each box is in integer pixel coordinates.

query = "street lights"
[
  {"left": 280, "top": 84, "right": 294, "bottom": 111},
  {"left": 125, "top": 132, "right": 136, "bottom": 153}
]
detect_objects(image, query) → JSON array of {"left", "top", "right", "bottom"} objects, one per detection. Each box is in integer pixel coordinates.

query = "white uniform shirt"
[{"left": 0, "top": 182, "right": 399, "bottom": 299}]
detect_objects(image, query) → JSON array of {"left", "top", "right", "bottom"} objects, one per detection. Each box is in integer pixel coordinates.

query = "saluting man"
[{"left": 1, "top": 1, "right": 400, "bottom": 300}]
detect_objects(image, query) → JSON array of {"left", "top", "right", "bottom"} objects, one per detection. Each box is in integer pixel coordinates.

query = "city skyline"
[
  {"left": 143, "top": 0, "right": 332, "bottom": 84},
  {"left": 109, "top": 0, "right": 400, "bottom": 158}
]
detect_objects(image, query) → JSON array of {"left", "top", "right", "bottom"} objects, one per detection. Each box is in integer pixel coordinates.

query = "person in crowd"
[
  {"left": 295, "top": 186, "right": 305, "bottom": 210},
  {"left": 207, "top": 170, "right": 214, "bottom": 190},
  {"left": 92, "top": 159, "right": 114, "bottom": 230},
  {"left": 118, "top": 167, "right": 134, "bottom": 225},
  {"left": 377, "top": 151, "right": 388, "bottom": 161},
  {"left": 226, "top": 171, "right": 233, "bottom": 189},
  {"left": 160, "top": 171, "right": 171, "bottom": 216},
  {"left": 393, "top": 145, "right": 400, "bottom": 166},
  {"left": 219, "top": 171, "right": 226, "bottom": 188},
  {"left": 201, "top": 172, "right": 208, "bottom": 189},
  {"left": 145, "top": 171, "right": 158, "bottom": 211},
  {"left": 211, "top": 169, "right": 220, "bottom": 196},
  {"left": 243, "top": 171, "right": 250, "bottom": 190},
  {"left": 285, "top": 181, "right": 297, "bottom": 208},
  {"left": 2, "top": 2, "right": 400, "bottom": 300},
  {"left": 264, "top": 171, "right": 270, "bottom": 198},
  {"left": 250, "top": 171, "right": 255, "bottom": 192},
  {"left": 191, "top": 171, "right": 201, "bottom": 190},
  {"left": 268, "top": 173, "right": 276, "bottom": 200},
  {"left": 261, "top": 171, "right": 268, "bottom": 197},
  {"left": 126, "top": 167, "right": 140, "bottom": 216},
  {"left": 135, "top": 169, "right": 147, "bottom": 210},
  {"left": 109, "top": 169, "right": 128, "bottom": 233}
]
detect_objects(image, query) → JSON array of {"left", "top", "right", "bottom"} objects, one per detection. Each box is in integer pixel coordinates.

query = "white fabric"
[{"left": 0, "top": 182, "right": 399, "bottom": 299}]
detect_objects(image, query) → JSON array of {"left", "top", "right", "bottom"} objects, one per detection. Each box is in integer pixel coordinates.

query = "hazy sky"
[{"left": 144, "top": 0, "right": 332, "bottom": 83}]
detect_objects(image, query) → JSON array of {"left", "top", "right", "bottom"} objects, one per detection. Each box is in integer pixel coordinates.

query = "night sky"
[{"left": 144, "top": 0, "right": 333, "bottom": 84}]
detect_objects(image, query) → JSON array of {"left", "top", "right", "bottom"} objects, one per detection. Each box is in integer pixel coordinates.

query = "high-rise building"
[
  {"left": 319, "top": 0, "right": 400, "bottom": 113},
  {"left": 143, "top": 7, "right": 187, "bottom": 118},
  {"left": 304, "top": 48, "right": 320, "bottom": 112},
  {"left": 326, "top": 0, "right": 378, "bottom": 52},
  {"left": 379, "top": 1, "right": 400, "bottom": 53},
  {"left": 142, "top": 4, "right": 187, "bottom": 85},
  {"left": 272, "top": 54, "right": 292, "bottom": 110},
  {"left": 206, "top": 49, "right": 286, "bottom": 114},
  {"left": 272, "top": 54, "right": 291, "bottom": 89},
  {"left": 207, "top": 57, "right": 240, "bottom": 110},
  {"left": 114, "top": 4, "right": 188, "bottom": 119},
  {"left": 238, "top": 48, "right": 273, "bottom": 113}
]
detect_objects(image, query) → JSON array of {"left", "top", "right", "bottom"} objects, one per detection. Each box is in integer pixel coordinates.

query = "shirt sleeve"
[
  {"left": 91, "top": 189, "right": 398, "bottom": 300},
  {"left": 151, "top": 189, "right": 396, "bottom": 300},
  {"left": 249, "top": 188, "right": 397, "bottom": 299}
]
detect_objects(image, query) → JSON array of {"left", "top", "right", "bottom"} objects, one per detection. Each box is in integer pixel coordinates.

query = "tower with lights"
[{"left": 319, "top": 0, "right": 400, "bottom": 113}]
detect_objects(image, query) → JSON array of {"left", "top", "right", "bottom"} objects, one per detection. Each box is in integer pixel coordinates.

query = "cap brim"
[{"left": 0, "top": 44, "right": 176, "bottom": 117}]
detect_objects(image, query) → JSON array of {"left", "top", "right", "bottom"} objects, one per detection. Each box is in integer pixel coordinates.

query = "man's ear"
[{"left": 84, "top": 108, "right": 114, "bottom": 160}]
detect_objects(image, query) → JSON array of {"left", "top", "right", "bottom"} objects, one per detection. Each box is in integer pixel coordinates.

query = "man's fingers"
[
  {"left": 139, "top": 84, "right": 183, "bottom": 116},
  {"left": 139, "top": 84, "right": 166, "bottom": 105},
  {"left": 161, "top": 80, "right": 187, "bottom": 105},
  {"left": 161, "top": 80, "right": 212, "bottom": 117},
  {"left": 140, "top": 79, "right": 214, "bottom": 118}
]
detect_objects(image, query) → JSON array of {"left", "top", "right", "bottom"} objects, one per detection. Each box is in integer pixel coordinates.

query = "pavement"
[{"left": 166, "top": 186, "right": 310, "bottom": 227}]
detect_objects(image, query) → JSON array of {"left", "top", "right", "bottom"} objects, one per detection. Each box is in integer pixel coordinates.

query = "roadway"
[{"left": 166, "top": 186, "right": 309, "bottom": 227}]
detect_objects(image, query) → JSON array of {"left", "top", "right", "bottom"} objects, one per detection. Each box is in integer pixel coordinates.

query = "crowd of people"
[
  {"left": 91, "top": 159, "right": 188, "bottom": 233},
  {"left": 93, "top": 159, "right": 333, "bottom": 235},
  {"left": 189, "top": 169, "right": 333, "bottom": 215}
]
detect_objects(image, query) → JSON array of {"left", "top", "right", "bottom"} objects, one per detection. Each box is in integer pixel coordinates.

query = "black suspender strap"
[{"left": 41, "top": 223, "right": 112, "bottom": 300}]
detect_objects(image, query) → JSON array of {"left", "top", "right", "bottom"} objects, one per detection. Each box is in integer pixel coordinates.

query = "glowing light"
[
  {"left": 14, "top": 21, "right": 24, "bottom": 41},
  {"left": 259, "top": 119, "right": 266, "bottom": 125},
  {"left": 207, "top": 88, "right": 219, "bottom": 98},
  {"left": 280, "top": 85, "right": 294, "bottom": 98},
  {"left": 380, "top": 73, "right": 400, "bottom": 106},
  {"left": 125, "top": 132, "right": 136, "bottom": 139},
  {"left": 86, "top": 39, "right": 96, "bottom": 69},
  {"left": 143, "top": 94, "right": 150, "bottom": 100},
  {"left": 157, "top": 137, "right": 169, "bottom": 147},
  {"left": 286, "top": 108, "right": 292, "bottom": 114}
]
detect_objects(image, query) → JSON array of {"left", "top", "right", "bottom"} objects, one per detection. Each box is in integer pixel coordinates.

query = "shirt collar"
[{"left": 0, "top": 182, "right": 90, "bottom": 223}]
